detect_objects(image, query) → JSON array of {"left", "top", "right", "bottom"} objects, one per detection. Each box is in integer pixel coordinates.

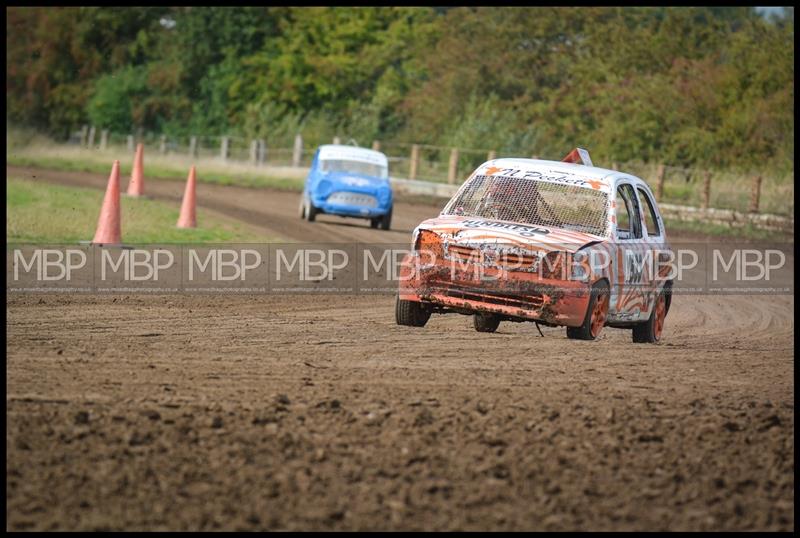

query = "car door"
[
  {"left": 635, "top": 183, "right": 669, "bottom": 317},
  {"left": 609, "top": 180, "right": 651, "bottom": 322}
]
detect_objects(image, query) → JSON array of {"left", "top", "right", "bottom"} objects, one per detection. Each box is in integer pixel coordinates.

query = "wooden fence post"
[
  {"left": 159, "top": 135, "right": 167, "bottom": 154},
  {"left": 189, "top": 136, "right": 197, "bottom": 158},
  {"left": 127, "top": 135, "right": 134, "bottom": 153},
  {"left": 87, "top": 126, "right": 96, "bottom": 148},
  {"left": 447, "top": 148, "right": 459, "bottom": 184},
  {"left": 292, "top": 134, "right": 303, "bottom": 167},
  {"left": 701, "top": 170, "right": 712, "bottom": 210},
  {"left": 749, "top": 175, "right": 762, "bottom": 213},
  {"left": 409, "top": 144, "right": 420, "bottom": 180},
  {"left": 531, "top": 154, "right": 539, "bottom": 160},
  {"left": 250, "top": 139, "right": 258, "bottom": 164},
  {"left": 611, "top": 162, "right": 618, "bottom": 171},
  {"left": 487, "top": 150, "right": 497, "bottom": 161},
  {"left": 257, "top": 139, "right": 266, "bottom": 165},
  {"left": 80, "top": 125, "right": 89, "bottom": 147},
  {"left": 372, "top": 140, "right": 381, "bottom": 152},
  {"left": 333, "top": 136, "right": 341, "bottom": 145},
  {"left": 655, "top": 163, "right": 665, "bottom": 202},
  {"left": 100, "top": 130, "right": 108, "bottom": 151},
  {"left": 220, "top": 136, "right": 229, "bottom": 160}
]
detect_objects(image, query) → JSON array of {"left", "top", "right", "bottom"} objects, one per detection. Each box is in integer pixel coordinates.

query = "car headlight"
[
  {"left": 570, "top": 251, "right": 591, "bottom": 282},
  {"left": 317, "top": 180, "right": 333, "bottom": 198},
  {"left": 415, "top": 229, "right": 443, "bottom": 257},
  {"left": 412, "top": 229, "right": 442, "bottom": 268},
  {"left": 539, "top": 251, "right": 572, "bottom": 280}
]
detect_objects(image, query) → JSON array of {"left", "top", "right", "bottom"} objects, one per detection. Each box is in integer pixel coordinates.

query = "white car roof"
[
  {"left": 475, "top": 158, "right": 651, "bottom": 193},
  {"left": 318, "top": 144, "right": 388, "bottom": 167}
]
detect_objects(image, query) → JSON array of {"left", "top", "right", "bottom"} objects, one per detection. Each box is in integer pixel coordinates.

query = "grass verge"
[
  {"left": 662, "top": 217, "right": 793, "bottom": 243},
  {"left": 7, "top": 152, "right": 304, "bottom": 193},
  {"left": 6, "top": 142, "right": 792, "bottom": 242},
  {"left": 7, "top": 177, "right": 268, "bottom": 243}
]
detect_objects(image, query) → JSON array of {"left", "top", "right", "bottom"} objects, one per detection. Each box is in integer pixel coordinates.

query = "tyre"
[
  {"left": 395, "top": 296, "right": 430, "bottom": 327},
  {"left": 370, "top": 217, "right": 380, "bottom": 229},
  {"left": 632, "top": 285, "right": 670, "bottom": 343},
  {"left": 566, "top": 280, "right": 610, "bottom": 341},
  {"left": 306, "top": 199, "right": 318, "bottom": 222},
  {"left": 298, "top": 196, "right": 307, "bottom": 219},
  {"left": 474, "top": 313, "right": 500, "bottom": 333},
  {"left": 380, "top": 209, "right": 392, "bottom": 231}
]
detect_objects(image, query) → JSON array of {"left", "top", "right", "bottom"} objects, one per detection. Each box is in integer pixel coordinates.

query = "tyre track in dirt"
[
  {"left": 6, "top": 292, "right": 794, "bottom": 531},
  {"left": 5, "top": 166, "right": 795, "bottom": 531}
]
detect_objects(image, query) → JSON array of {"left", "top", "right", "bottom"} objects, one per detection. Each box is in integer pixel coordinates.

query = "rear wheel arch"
[{"left": 632, "top": 282, "right": 671, "bottom": 344}]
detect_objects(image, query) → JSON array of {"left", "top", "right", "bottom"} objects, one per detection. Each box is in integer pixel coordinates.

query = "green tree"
[{"left": 5, "top": 6, "right": 794, "bottom": 172}]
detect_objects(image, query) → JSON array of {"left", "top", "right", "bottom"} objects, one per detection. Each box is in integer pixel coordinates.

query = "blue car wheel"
[
  {"left": 370, "top": 207, "right": 392, "bottom": 230},
  {"left": 299, "top": 194, "right": 319, "bottom": 222},
  {"left": 380, "top": 207, "right": 392, "bottom": 230}
]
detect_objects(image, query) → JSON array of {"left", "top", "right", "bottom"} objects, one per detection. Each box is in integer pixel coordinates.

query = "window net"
[{"left": 443, "top": 175, "right": 609, "bottom": 236}]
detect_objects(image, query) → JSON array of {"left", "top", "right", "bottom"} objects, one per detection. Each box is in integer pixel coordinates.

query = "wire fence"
[{"left": 70, "top": 126, "right": 794, "bottom": 217}]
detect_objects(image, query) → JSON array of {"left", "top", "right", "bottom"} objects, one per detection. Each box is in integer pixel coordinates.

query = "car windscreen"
[
  {"left": 320, "top": 159, "right": 388, "bottom": 179},
  {"left": 443, "top": 174, "right": 609, "bottom": 236}
]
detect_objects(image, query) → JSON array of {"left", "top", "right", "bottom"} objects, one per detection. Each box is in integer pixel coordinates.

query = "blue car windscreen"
[{"left": 320, "top": 159, "right": 388, "bottom": 179}]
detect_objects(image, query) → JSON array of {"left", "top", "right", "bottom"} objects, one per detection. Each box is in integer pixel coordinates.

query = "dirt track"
[{"left": 6, "top": 167, "right": 795, "bottom": 531}]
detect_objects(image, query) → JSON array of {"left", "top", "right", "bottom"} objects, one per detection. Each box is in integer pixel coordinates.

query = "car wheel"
[
  {"left": 370, "top": 218, "right": 380, "bottom": 229},
  {"left": 306, "top": 199, "right": 318, "bottom": 222},
  {"left": 298, "top": 196, "right": 307, "bottom": 219},
  {"left": 474, "top": 313, "right": 500, "bottom": 333},
  {"left": 395, "top": 295, "right": 430, "bottom": 327},
  {"left": 380, "top": 209, "right": 392, "bottom": 231},
  {"left": 632, "top": 285, "right": 670, "bottom": 343},
  {"left": 566, "top": 280, "right": 610, "bottom": 341}
]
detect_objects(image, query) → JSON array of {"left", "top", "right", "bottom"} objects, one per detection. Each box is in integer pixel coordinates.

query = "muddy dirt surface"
[{"left": 6, "top": 167, "right": 795, "bottom": 531}]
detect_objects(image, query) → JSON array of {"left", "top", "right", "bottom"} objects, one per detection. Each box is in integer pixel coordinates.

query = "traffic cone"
[
  {"left": 177, "top": 166, "right": 197, "bottom": 228},
  {"left": 127, "top": 143, "right": 145, "bottom": 196},
  {"left": 92, "top": 161, "right": 122, "bottom": 245}
]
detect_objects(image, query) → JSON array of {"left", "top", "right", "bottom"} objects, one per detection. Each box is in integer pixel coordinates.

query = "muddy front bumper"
[{"left": 397, "top": 254, "right": 591, "bottom": 327}]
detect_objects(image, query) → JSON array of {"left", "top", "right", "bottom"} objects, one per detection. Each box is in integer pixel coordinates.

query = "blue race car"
[{"left": 299, "top": 144, "right": 393, "bottom": 230}]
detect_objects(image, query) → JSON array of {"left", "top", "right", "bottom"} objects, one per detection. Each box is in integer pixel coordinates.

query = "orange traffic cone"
[
  {"left": 92, "top": 161, "right": 122, "bottom": 245},
  {"left": 127, "top": 142, "right": 145, "bottom": 196},
  {"left": 177, "top": 166, "right": 197, "bottom": 228}
]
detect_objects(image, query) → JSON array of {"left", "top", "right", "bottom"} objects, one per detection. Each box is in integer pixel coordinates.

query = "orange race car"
[{"left": 396, "top": 149, "right": 674, "bottom": 343}]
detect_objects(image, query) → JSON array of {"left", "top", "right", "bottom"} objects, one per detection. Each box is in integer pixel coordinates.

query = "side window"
[
  {"left": 615, "top": 184, "right": 642, "bottom": 240},
  {"left": 636, "top": 187, "right": 661, "bottom": 237}
]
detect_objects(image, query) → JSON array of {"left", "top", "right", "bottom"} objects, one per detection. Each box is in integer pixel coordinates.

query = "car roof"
[
  {"left": 480, "top": 158, "right": 652, "bottom": 192},
  {"left": 318, "top": 144, "right": 388, "bottom": 166}
]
